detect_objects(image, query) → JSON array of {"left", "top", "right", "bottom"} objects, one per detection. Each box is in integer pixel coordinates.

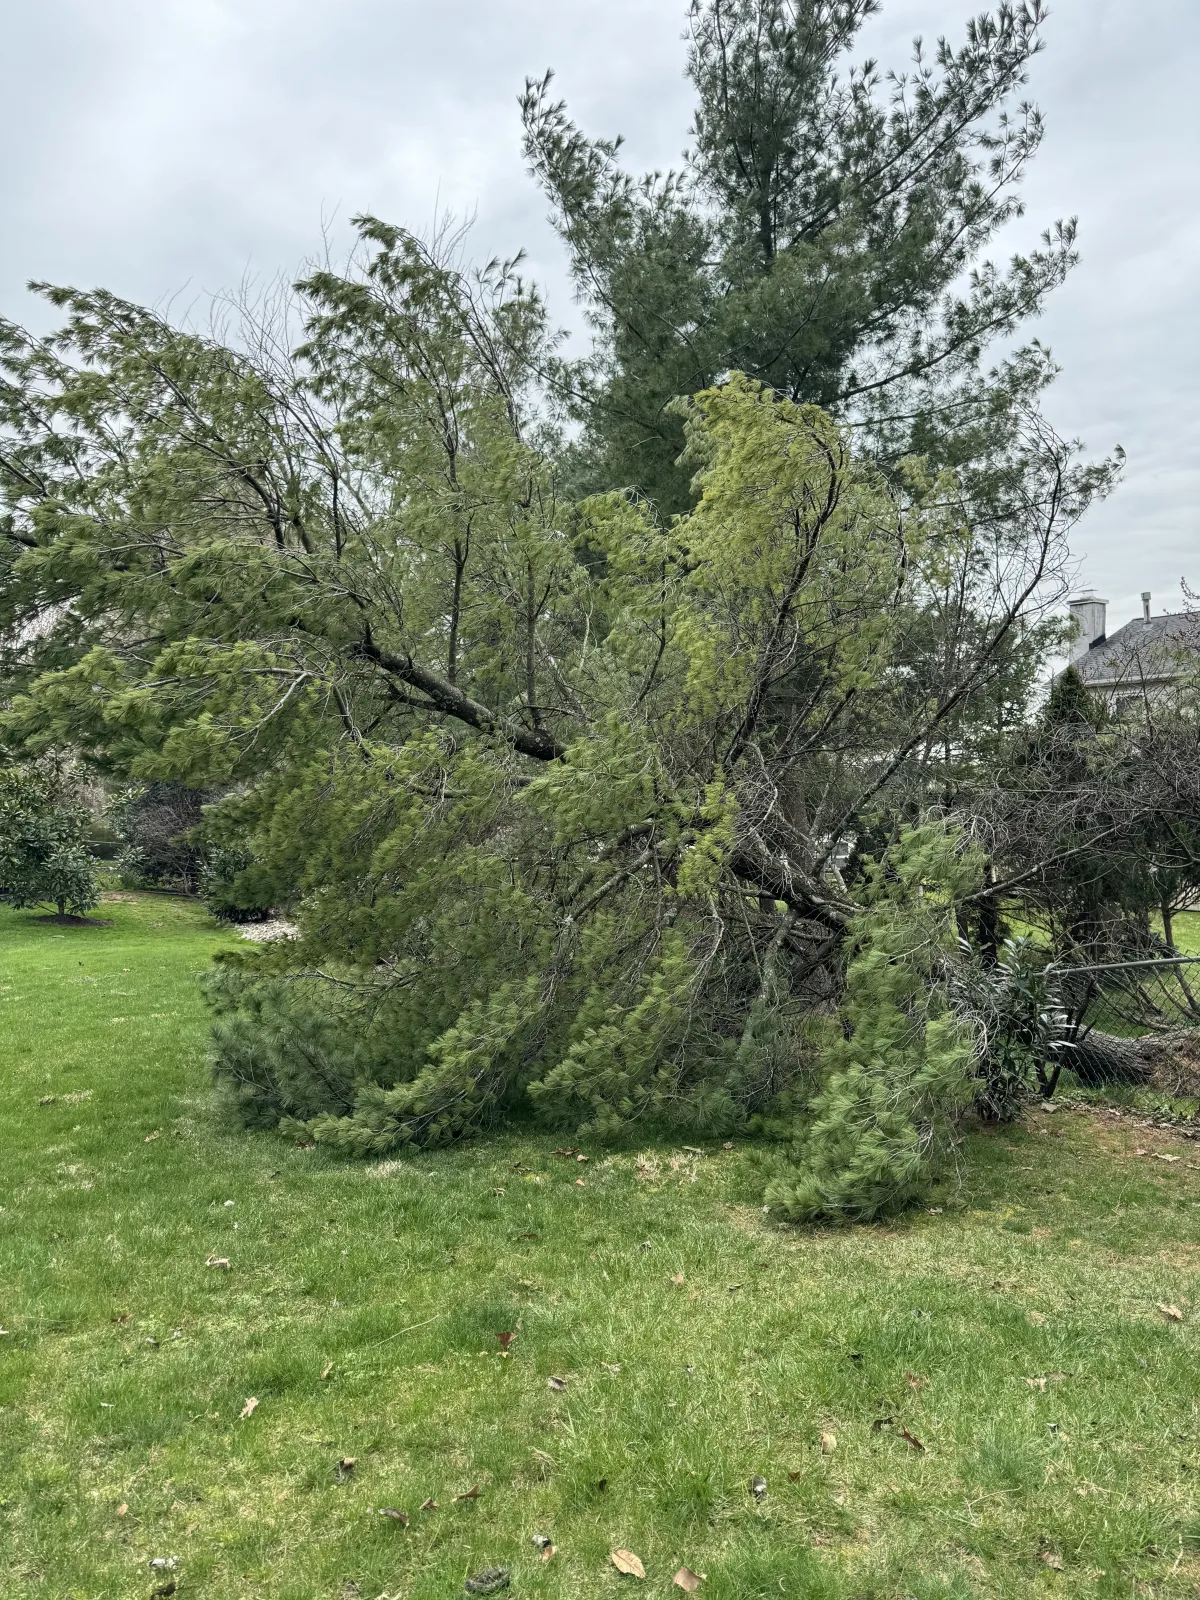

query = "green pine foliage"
[
  {"left": 0, "top": 211, "right": 1109, "bottom": 1209},
  {"left": 765, "top": 826, "right": 982, "bottom": 1222},
  {"left": 0, "top": 762, "right": 99, "bottom": 918}
]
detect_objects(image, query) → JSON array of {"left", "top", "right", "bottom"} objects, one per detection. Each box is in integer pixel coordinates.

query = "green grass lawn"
[{"left": 2, "top": 895, "right": 1200, "bottom": 1599}]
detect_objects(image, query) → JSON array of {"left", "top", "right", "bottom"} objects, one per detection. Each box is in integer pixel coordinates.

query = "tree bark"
[{"left": 1067, "top": 1027, "right": 1200, "bottom": 1096}]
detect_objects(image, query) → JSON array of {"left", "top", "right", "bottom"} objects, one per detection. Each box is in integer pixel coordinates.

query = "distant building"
[{"left": 1067, "top": 592, "right": 1197, "bottom": 714}]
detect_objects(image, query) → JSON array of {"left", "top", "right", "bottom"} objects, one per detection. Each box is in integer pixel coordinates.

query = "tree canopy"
[{"left": 523, "top": 0, "right": 1071, "bottom": 515}]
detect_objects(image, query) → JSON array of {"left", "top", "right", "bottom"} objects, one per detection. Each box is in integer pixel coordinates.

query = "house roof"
[{"left": 1074, "top": 610, "right": 1198, "bottom": 688}]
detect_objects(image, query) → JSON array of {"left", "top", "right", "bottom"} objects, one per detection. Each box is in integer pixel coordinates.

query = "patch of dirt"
[{"left": 31, "top": 914, "right": 113, "bottom": 927}]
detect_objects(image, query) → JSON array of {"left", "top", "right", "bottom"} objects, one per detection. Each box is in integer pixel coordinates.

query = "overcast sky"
[{"left": 3, "top": 0, "right": 1196, "bottom": 631}]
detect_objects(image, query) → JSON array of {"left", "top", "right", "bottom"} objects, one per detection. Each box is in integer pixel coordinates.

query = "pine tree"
[{"left": 523, "top": 0, "right": 1074, "bottom": 517}]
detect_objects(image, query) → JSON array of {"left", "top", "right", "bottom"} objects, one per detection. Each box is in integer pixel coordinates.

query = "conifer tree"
[{"left": 523, "top": 0, "right": 1073, "bottom": 518}]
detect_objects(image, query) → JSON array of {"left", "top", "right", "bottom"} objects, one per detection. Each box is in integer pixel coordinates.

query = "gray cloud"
[{"left": 3, "top": 0, "right": 1195, "bottom": 633}]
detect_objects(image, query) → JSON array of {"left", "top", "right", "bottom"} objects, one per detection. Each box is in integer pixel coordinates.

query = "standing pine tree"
[{"left": 523, "top": 0, "right": 1073, "bottom": 517}]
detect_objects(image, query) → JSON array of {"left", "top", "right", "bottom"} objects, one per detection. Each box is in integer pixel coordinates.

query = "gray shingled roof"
[{"left": 1074, "top": 611, "right": 1198, "bottom": 687}]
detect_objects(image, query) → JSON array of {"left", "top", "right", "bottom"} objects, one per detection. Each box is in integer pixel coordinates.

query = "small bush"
[{"left": 0, "top": 762, "right": 99, "bottom": 918}]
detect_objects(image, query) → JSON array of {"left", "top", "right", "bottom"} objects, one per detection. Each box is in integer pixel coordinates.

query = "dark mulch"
[{"left": 31, "top": 914, "right": 114, "bottom": 928}]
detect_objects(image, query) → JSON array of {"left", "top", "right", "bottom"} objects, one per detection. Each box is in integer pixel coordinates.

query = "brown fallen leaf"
[
  {"left": 906, "top": 1371, "right": 928, "bottom": 1391},
  {"left": 576, "top": 1154, "right": 589, "bottom": 1163},
  {"left": 787, "top": 1470, "right": 803, "bottom": 1483},
  {"left": 820, "top": 1432, "right": 837, "bottom": 1455},
  {"left": 669, "top": 1273, "right": 685, "bottom": 1287},
  {"left": 337, "top": 1457, "right": 357, "bottom": 1476},
  {"left": 611, "top": 1549, "right": 646, "bottom": 1579},
  {"left": 320, "top": 1362, "right": 334, "bottom": 1380},
  {"left": 541, "top": 1545, "right": 555, "bottom": 1561},
  {"left": 378, "top": 1508, "right": 409, "bottom": 1525},
  {"left": 518, "top": 1231, "right": 539, "bottom": 1239},
  {"left": 1157, "top": 1303, "right": 1184, "bottom": 1322},
  {"left": 898, "top": 1428, "right": 925, "bottom": 1452},
  {"left": 144, "top": 1130, "right": 162, "bottom": 1142},
  {"left": 722, "top": 1141, "right": 734, "bottom": 1150},
  {"left": 152, "top": 1583, "right": 177, "bottom": 1598},
  {"left": 239, "top": 1396, "right": 259, "bottom": 1419},
  {"left": 554, "top": 1148, "right": 579, "bottom": 1158},
  {"left": 574, "top": 1178, "right": 585, "bottom": 1186},
  {"left": 453, "top": 1485, "right": 481, "bottom": 1501},
  {"left": 204, "top": 1254, "right": 231, "bottom": 1270},
  {"left": 1040, "top": 1551, "right": 1064, "bottom": 1570},
  {"left": 113, "top": 1313, "right": 131, "bottom": 1324},
  {"left": 673, "top": 1567, "right": 705, "bottom": 1591},
  {"left": 1155, "top": 1153, "right": 1181, "bottom": 1163},
  {"left": 419, "top": 1497, "right": 438, "bottom": 1511},
  {"left": 116, "top": 1503, "right": 128, "bottom": 1517},
  {"left": 497, "top": 1331, "right": 514, "bottom": 1351},
  {"left": 548, "top": 1376, "right": 567, "bottom": 1392}
]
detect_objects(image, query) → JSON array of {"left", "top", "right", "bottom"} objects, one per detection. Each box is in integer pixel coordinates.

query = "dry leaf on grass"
[
  {"left": 204, "top": 1255, "right": 230, "bottom": 1270},
  {"left": 337, "top": 1457, "right": 357, "bottom": 1477},
  {"left": 1157, "top": 1303, "right": 1184, "bottom": 1322},
  {"left": 547, "top": 1376, "right": 567, "bottom": 1392},
  {"left": 152, "top": 1583, "right": 177, "bottom": 1598},
  {"left": 239, "top": 1397, "right": 259, "bottom": 1419},
  {"left": 820, "top": 1432, "right": 837, "bottom": 1455},
  {"left": 116, "top": 1503, "right": 128, "bottom": 1517},
  {"left": 611, "top": 1549, "right": 646, "bottom": 1578},
  {"left": 453, "top": 1485, "right": 481, "bottom": 1501},
  {"left": 1155, "top": 1153, "right": 1181, "bottom": 1164},
  {"left": 673, "top": 1567, "right": 705, "bottom": 1590},
  {"left": 906, "top": 1371, "right": 927, "bottom": 1391},
  {"left": 378, "top": 1508, "right": 408, "bottom": 1525},
  {"left": 419, "top": 1497, "right": 438, "bottom": 1511},
  {"left": 899, "top": 1428, "right": 925, "bottom": 1452},
  {"left": 1040, "top": 1551, "right": 1064, "bottom": 1570},
  {"left": 497, "top": 1331, "right": 514, "bottom": 1351},
  {"left": 787, "top": 1470, "right": 803, "bottom": 1482},
  {"left": 669, "top": 1273, "right": 685, "bottom": 1287},
  {"left": 320, "top": 1362, "right": 334, "bottom": 1380}
]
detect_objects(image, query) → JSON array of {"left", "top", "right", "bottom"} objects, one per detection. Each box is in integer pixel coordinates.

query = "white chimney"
[
  {"left": 1142, "top": 591, "right": 1151, "bottom": 623},
  {"left": 1068, "top": 595, "right": 1107, "bottom": 663}
]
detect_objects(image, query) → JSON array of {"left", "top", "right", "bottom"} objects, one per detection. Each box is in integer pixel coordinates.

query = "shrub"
[{"left": 0, "top": 763, "right": 99, "bottom": 918}]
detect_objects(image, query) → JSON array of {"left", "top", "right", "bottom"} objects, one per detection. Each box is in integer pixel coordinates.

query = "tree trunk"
[{"left": 1067, "top": 1027, "right": 1200, "bottom": 1097}]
